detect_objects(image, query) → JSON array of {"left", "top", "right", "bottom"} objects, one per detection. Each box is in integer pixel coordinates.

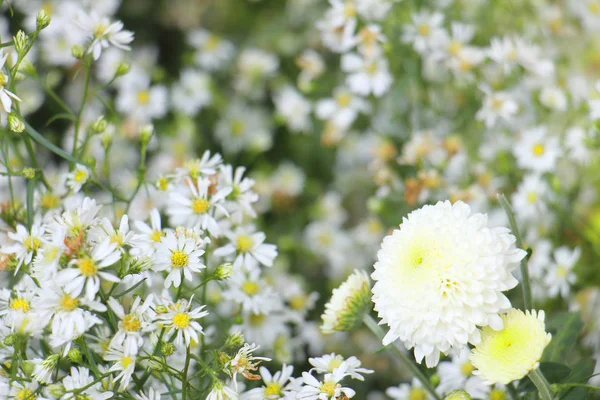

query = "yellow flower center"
[
  {"left": 242, "top": 281, "right": 261, "bottom": 296},
  {"left": 157, "top": 177, "right": 169, "bottom": 191},
  {"left": 95, "top": 23, "right": 108, "bottom": 38},
  {"left": 17, "top": 388, "right": 36, "bottom": 400},
  {"left": 231, "top": 119, "right": 246, "bottom": 136},
  {"left": 74, "top": 170, "right": 88, "bottom": 183},
  {"left": 137, "top": 90, "right": 150, "bottom": 105},
  {"left": 78, "top": 258, "right": 98, "bottom": 277},
  {"left": 533, "top": 143, "right": 545, "bottom": 156},
  {"left": 11, "top": 298, "right": 31, "bottom": 312},
  {"left": 329, "top": 357, "right": 344, "bottom": 370},
  {"left": 265, "top": 382, "right": 283, "bottom": 396},
  {"left": 321, "top": 381, "right": 337, "bottom": 397},
  {"left": 448, "top": 40, "right": 462, "bottom": 56},
  {"left": 557, "top": 266, "right": 568, "bottom": 277},
  {"left": 336, "top": 93, "right": 352, "bottom": 108},
  {"left": 151, "top": 230, "right": 164, "bottom": 242},
  {"left": 492, "top": 98, "right": 504, "bottom": 110},
  {"left": 60, "top": 295, "right": 79, "bottom": 312},
  {"left": 237, "top": 235, "right": 254, "bottom": 253},
  {"left": 41, "top": 193, "right": 60, "bottom": 209},
  {"left": 409, "top": 388, "right": 427, "bottom": 400},
  {"left": 205, "top": 35, "right": 221, "bottom": 51},
  {"left": 366, "top": 62, "right": 378, "bottom": 75},
  {"left": 24, "top": 236, "right": 42, "bottom": 252},
  {"left": 249, "top": 313, "right": 266, "bottom": 326},
  {"left": 344, "top": 4, "right": 357, "bottom": 17},
  {"left": 527, "top": 192, "right": 538, "bottom": 204},
  {"left": 590, "top": 2, "right": 600, "bottom": 14},
  {"left": 461, "top": 361, "right": 475, "bottom": 376},
  {"left": 123, "top": 314, "right": 142, "bottom": 332},
  {"left": 121, "top": 356, "right": 134, "bottom": 369},
  {"left": 0, "top": 72, "right": 7, "bottom": 87},
  {"left": 173, "top": 312, "right": 191, "bottom": 329},
  {"left": 490, "top": 389, "right": 507, "bottom": 400},
  {"left": 290, "top": 294, "right": 306, "bottom": 310},
  {"left": 171, "top": 250, "right": 189, "bottom": 268},
  {"left": 418, "top": 24, "right": 431, "bottom": 36},
  {"left": 192, "top": 198, "right": 210, "bottom": 214},
  {"left": 111, "top": 234, "right": 124, "bottom": 246}
]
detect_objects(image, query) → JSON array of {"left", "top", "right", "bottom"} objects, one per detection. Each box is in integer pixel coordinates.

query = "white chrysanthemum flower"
[
  {"left": 470, "top": 309, "right": 552, "bottom": 385},
  {"left": 242, "top": 364, "right": 302, "bottom": 399},
  {"left": 320, "top": 270, "right": 371, "bottom": 334},
  {"left": 298, "top": 366, "right": 356, "bottom": 399},
  {"left": 154, "top": 297, "right": 209, "bottom": 347},
  {"left": 371, "top": 201, "right": 526, "bottom": 367},
  {"left": 154, "top": 231, "right": 206, "bottom": 288},
  {"left": 309, "top": 353, "right": 373, "bottom": 381},
  {"left": 62, "top": 366, "right": 113, "bottom": 399},
  {"left": 66, "top": 165, "right": 91, "bottom": 193}
]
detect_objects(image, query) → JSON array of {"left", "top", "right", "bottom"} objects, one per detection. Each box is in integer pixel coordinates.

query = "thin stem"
[
  {"left": 497, "top": 194, "right": 533, "bottom": 310},
  {"left": 72, "top": 61, "right": 92, "bottom": 160},
  {"left": 529, "top": 368, "right": 555, "bottom": 400},
  {"left": 554, "top": 383, "right": 600, "bottom": 391},
  {"left": 182, "top": 345, "right": 192, "bottom": 400},
  {"left": 363, "top": 314, "right": 441, "bottom": 400}
]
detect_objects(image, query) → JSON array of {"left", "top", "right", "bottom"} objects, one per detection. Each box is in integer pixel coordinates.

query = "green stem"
[
  {"left": 182, "top": 345, "right": 192, "bottom": 400},
  {"left": 363, "top": 314, "right": 441, "bottom": 400},
  {"left": 72, "top": 61, "right": 92, "bottom": 160},
  {"left": 497, "top": 194, "right": 533, "bottom": 311},
  {"left": 554, "top": 383, "right": 600, "bottom": 391},
  {"left": 529, "top": 368, "right": 555, "bottom": 400}
]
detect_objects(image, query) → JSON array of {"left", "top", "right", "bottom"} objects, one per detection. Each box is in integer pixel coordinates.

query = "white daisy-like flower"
[
  {"left": 104, "top": 344, "right": 137, "bottom": 392},
  {"left": 57, "top": 240, "right": 121, "bottom": 301},
  {"left": 341, "top": 53, "right": 393, "bottom": 97},
  {"left": 207, "top": 381, "right": 238, "bottom": 400},
  {"left": 470, "top": 309, "right": 552, "bottom": 385},
  {"left": 214, "top": 226, "right": 277, "bottom": 271},
  {"left": 167, "top": 176, "right": 232, "bottom": 236},
  {"left": 436, "top": 348, "right": 490, "bottom": 399},
  {"left": 187, "top": 29, "right": 235, "bottom": 71},
  {"left": 402, "top": 10, "right": 445, "bottom": 53},
  {"left": 174, "top": 150, "right": 223, "bottom": 181},
  {"left": 154, "top": 230, "right": 206, "bottom": 288},
  {"left": 544, "top": 246, "right": 580, "bottom": 298},
  {"left": 371, "top": 200, "right": 526, "bottom": 367},
  {"left": 66, "top": 164, "right": 91, "bottom": 193},
  {"left": 219, "top": 164, "right": 258, "bottom": 222},
  {"left": 229, "top": 343, "right": 271, "bottom": 388},
  {"left": 77, "top": 11, "right": 134, "bottom": 60},
  {"left": 298, "top": 366, "right": 356, "bottom": 399},
  {"left": 316, "top": 86, "right": 371, "bottom": 130},
  {"left": 386, "top": 378, "right": 431, "bottom": 400},
  {"left": 241, "top": 365, "right": 302, "bottom": 399},
  {"left": 154, "top": 297, "right": 209, "bottom": 347},
  {"left": 222, "top": 269, "right": 282, "bottom": 314},
  {"left": 0, "top": 50, "right": 22, "bottom": 114},
  {"left": 32, "top": 355, "right": 60, "bottom": 384},
  {"left": 133, "top": 208, "right": 164, "bottom": 254},
  {"left": 61, "top": 366, "right": 113, "bottom": 399},
  {"left": 108, "top": 295, "right": 155, "bottom": 355},
  {"left": 309, "top": 353, "right": 373, "bottom": 381},
  {"left": 513, "top": 126, "right": 560, "bottom": 173},
  {"left": 1, "top": 223, "right": 45, "bottom": 273}
]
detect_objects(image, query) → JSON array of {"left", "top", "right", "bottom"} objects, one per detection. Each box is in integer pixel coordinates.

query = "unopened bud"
[
  {"left": 116, "top": 62, "right": 131, "bottom": 77},
  {"left": 161, "top": 343, "right": 176, "bottom": 357},
  {"left": 223, "top": 332, "right": 245, "bottom": 350},
  {"left": 155, "top": 305, "right": 168, "bottom": 314},
  {"left": 444, "top": 390, "right": 472, "bottom": 400},
  {"left": 215, "top": 263, "right": 234, "bottom": 280},
  {"left": 36, "top": 9, "right": 52, "bottom": 30},
  {"left": 140, "top": 124, "right": 153, "bottom": 145},
  {"left": 216, "top": 351, "right": 232, "bottom": 369},
  {"left": 8, "top": 113, "right": 25, "bottom": 133},
  {"left": 72, "top": 45, "right": 85, "bottom": 60},
  {"left": 22, "top": 360, "right": 35, "bottom": 375},
  {"left": 92, "top": 116, "right": 107, "bottom": 133},
  {"left": 101, "top": 131, "right": 113, "bottom": 148},
  {"left": 4, "top": 334, "right": 17, "bottom": 347},
  {"left": 68, "top": 348, "right": 83, "bottom": 364},
  {"left": 22, "top": 168, "right": 35, "bottom": 179},
  {"left": 48, "top": 384, "right": 65, "bottom": 397},
  {"left": 14, "top": 31, "right": 29, "bottom": 55}
]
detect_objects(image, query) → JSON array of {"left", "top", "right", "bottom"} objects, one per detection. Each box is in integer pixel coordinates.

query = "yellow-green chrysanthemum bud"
[
  {"left": 22, "top": 168, "right": 35, "bottom": 179},
  {"left": 215, "top": 263, "right": 234, "bottom": 280},
  {"left": 36, "top": 9, "right": 52, "bottom": 30},
  {"left": 68, "top": 348, "right": 83, "bottom": 364},
  {"left": 4, "top": 334, "right": 17, "bottom": 347},
  {"left": 216, "top": 351, "right": 232, "bottom": 369},
  {"left": 14, "top": 31, "right": 29, "bottom": 55},
  {"left": 470, "top": 309, "right": 551, "bottom": 385},
  {"left": 161, "top": 343, "right": 176, "bottom": 357},
  {"left": 48, "top": 384, "right": 65, "bottom": 398},
  {"left": 155, "top": 305, "right": 168, "bottom": 314},
  {"left": 116, "top": 62, "right": 131, "bottom": 77},
  {"left": 223, "top": 332, "right": 245, "bottom": 350},
  {"left": 8, "top": 113, "right": 25, "bottom": 133},
  {"left": 124, "top": 257, "right": 152, "bottom": 277},
  {"left": 92, "top": 116, "right": 107, "bottom": 134},
  {"left": 71, "top": 45, "right": 85, "bottom": 60},
  {"left": 321, "top": 269, "right": 371, "bottom": 334},
  {"left": 140, "top": 124, "right": 154, "bottom": 145},
  {"left": 444, "top": 390, "right": 472, "bottom": 400}
]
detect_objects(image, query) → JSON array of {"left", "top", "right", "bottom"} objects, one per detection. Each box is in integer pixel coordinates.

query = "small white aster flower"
[
  {"left": 371, "top": 200, "right": 526, "bottom": 367},
  {"left": 242, "top": 364, "right": 302, "bottom": 399},
  {"left": 108, "top": 295, "right": 155, "bottom": 355},
  {"left": 214, "top": 226, "right": 277, "bottom": 271},
  {"left": 207, "top": 380, "right": 238, "bottom": 400},
  {"left": 154, "top": 297, "right": 209, "bottom": 347},
  {"left": 104, "top": 344, "right": 137, "bottom": 391},
  {"left": 32, "top": 355, "right": 60, "bottom": 384},
  {"left": 341, "top": 53, "right": 393, "bottom": 97},
  {"left": 298, "top": 366, "right": 356, "bottom": 399},
  {"left": 228, "top": 343, "right": 271, "bottom": 388},
  {"left": 437, "top": 348, "right": 490, "bottom": 398},
  {"left": 320, "top": 270, "right": 371, "bottom": 334},
  {"left": 77, "top": 11, "right": 134, "bottom": 60},
  {"left": 1, "top": 223, "right": 45, "bottom": 273},
  {"left": 0, "top": 50, "right": 22, "bottom": 114},
  {"left": 309, "top": 353, "right": 373, "bottom": 381},
  {"left": 470, "top": 309, "right": 552, "bottom": 385},
  {"left": 62, "top": 366, "right": 113, "bottom": 399},
  {"left": 154, "top": 230, "right": 206, "bottom": 288},
  {"left": 222, "top": 269, "right": 282, "bottom": 314},
  {"left": 66, "top": 165, "right": 91, "bottom": 193},
  {"left": 544, "top": 246, "right": 580, "bottom": 298},
  {"left": 513, "top": 126, "right": 560, "bottom": 173},
  {"left": 386, "top": 378, "right": 431, "bottom": 400}
]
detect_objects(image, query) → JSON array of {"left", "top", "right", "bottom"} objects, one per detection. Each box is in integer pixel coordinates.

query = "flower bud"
[
  {"left": 4, "top": 334, "right": 17, "bottom": 347},
  {"left": 321, "top": 270, "right": 371, "bottom": 334},
  {"left": 92, "top": 116, "right": 107, "bottom": 134},
  {"left": 22, "top": 168, "right": 35, "bottom": 179},
  {"left": 155, "top": 305, "right": 168, "bottom": 314},
  {"left": 444, "top": 390, "right": 472, "bottom": 400},
  {"left": 223, "top": 332, "right": 245, "bottom": 350},
  {"left": 140, "top": 124, "right": 154, "bottom": 145},
  {"left": 22, "top": 360, "right": 35, "bottom": 375},
  {"left": 36, "top": 9, "right": 52, "bottom": 30},
  {"left": 116, "top": 62, "right": 131, "bottom": 77},
  {"left": 8, "top": 113, "right": 25, "bottom": 133},
  {"left": 72, "top": 45, "right": 85, "bottom": 60},
  {"left": 14, "top": 31, "right": 29, "bottom": 55},
  {"left": 48, "top": 384, "right": 65, "bottom": 398},
  {"left": 68, "top": 348, "right": 83, "bottom": 364},
  {"left": 161, "top": 343, "right": 176, "bottom": 357},
  {"left": 215, "top": 263, "right": 234, "bottom": 280}
]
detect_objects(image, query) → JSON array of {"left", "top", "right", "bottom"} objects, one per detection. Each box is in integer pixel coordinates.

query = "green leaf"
[
  {"left": 559, "top": 359, "right": 596, "bottom": 400},
  {"left": 542, "top": 312, "right": 584, "bottom": 363},
  {"left": 24, "top": 122, "right": 85, "bottom": 166},
  {"left": 518, "top": 362, "right": 572, "bottom": 392}
]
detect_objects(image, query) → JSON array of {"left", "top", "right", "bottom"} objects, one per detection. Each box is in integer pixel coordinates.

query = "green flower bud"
[
  {"left": 71, "top": 45, "right": 85, "bottom": 60},
  {"left": 431, "top": 373, "right": 441, "bottom": 387},
  {"left": 36, "top": 9, "right": 52, "bottom": 30},
  {"left": 4, "top": 334, "right": 17, "bottom": 347},
  {"left": 321, "top": 270, "right": 371, "bottom": 334},
  {"left": 444, "top": 390, "right": 472, "bottom": 400},
  {"left": 161, "top": 343, "right": 176, "bottom": 357},
  {"left": 22, "top": 168, "right": 35, "bottom": 179},
  {"left": 68, "top": 348, "right": 83, "bottom": 364},
  {"left": 215, "top": 263, "right": 234, "bottom": 280},
  {"left": 140, "top": 124, "right": 154, "bottom": 145},
  {"left": 92, "top": 117, "right": 107, "bottom": 134},
  {"left": 223, "top": 331, "right": 245, "bottom": 350},
  {"left": 155, "top": 305, "right": 168, "bottom": 314},
  {"left": 14, "top": 31, "right": 29, "bottom": 55},
  {"left": 48, "top": 384, "right": 65, "bottom": 398},
  {"left": 8, "top": 113, "right": 25, "bottom": 133},
  {"left": 22, "top": 360, "right": 35, "bottom": 375},
  {"left": 116, "top": 62, "right": 131, "bottom": 77}
]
